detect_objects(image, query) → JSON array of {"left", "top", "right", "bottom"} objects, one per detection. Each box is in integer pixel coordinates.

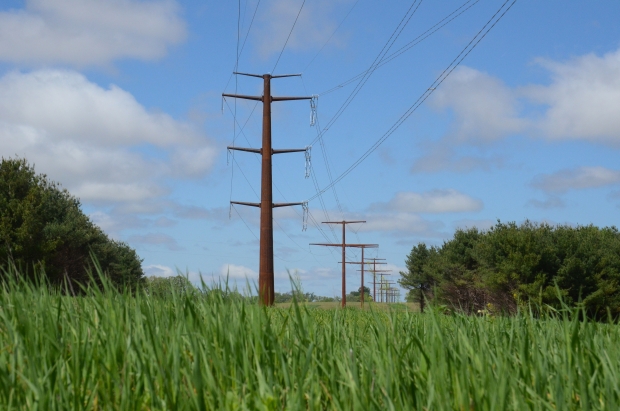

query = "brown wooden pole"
[
  {"left": 310, "top": 221, "right": 370, "bottom": 308},
  {"left": 341, "top": 221, "right": 346, "bottom": 308},
  {"left": 361, "top": 248, "right": 365, "bottom": 308},
  {"left": 224, "top": 72, "right": 310, "bottom": 307},
  {"left": 373, "top": 259, "right": 376, "bottom": 303},
  {"left": 259, "top": 74, "right": 274, "bottom": 306}
]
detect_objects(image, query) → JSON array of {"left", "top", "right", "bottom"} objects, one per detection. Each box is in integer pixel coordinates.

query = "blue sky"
[{"left": 1, "top": 0, "right": 619, "bottom": 299}]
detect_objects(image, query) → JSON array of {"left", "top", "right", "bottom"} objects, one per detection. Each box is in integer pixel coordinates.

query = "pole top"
[
  {"left": 233, "top": 72, "right": 302, "bottom": 79},
  {"left": 321, "top": 220, "right": 366, "bottom": 224}
]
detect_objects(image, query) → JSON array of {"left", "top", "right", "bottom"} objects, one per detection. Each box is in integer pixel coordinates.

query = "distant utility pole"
[
  {"left": 223, "top": 73, "right": 311, "bottom": 306},
  {"left": 365, "top": 258, "right": 389, "bottom": 303},
  {"left": 340, "top": 245, "right": 376, "bottom": 308},
  {"left": 384, "top": 281, "right": 395, "bottom": 303},
  {"left": 310, "top": 221, "right": 377, "bottom": 307},
  {"left": 376, "top": 273, "right": 391, "bottom": 303}
]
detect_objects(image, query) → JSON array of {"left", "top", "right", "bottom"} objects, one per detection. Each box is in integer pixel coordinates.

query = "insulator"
[
  {"left": 302, "top": 202, "right": 309, "bottom": 231},
  {"left": 304, "top": 146, "right": 312, "bottom": 179},
  {"left": 310, "top": 96, "right": 318, "bottom": 126}
]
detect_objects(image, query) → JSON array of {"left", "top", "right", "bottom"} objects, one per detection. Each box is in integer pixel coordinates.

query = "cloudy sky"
[{"left": 1, "top": 0, "right": 619, "bottom": 299}]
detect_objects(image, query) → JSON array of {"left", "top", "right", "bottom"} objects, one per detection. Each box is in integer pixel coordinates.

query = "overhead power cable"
[
  {"left": 303, "top": 0, "right": 361, "bottom": 72},
  {"left": 228, "top": 0, "right": 243, "bottom": 211},
  {"left": 302, "top": 0, "right": 422, "bottom": 245},
  {"left": 318, "top": 0, "right": 480, "bottom": 97},
  {"left": 272, "top": 0, "right": 306, "bottom": 72},
  {"left": 301, "top": 0, "right": 424, "bottom": 249},
  {"left": 308, "top": 0, "right": 424, "bottom": 147},
  {"left": 224, "top": 0, "right": 262, "bottom": 92},
  {"left": 307, "top": 0, "right": 518, "bottom": 202}
]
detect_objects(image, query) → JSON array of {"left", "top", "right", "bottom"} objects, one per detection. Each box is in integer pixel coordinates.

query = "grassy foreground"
[{"left": 1, "top": 282, "right": 619, "bottom": 410}]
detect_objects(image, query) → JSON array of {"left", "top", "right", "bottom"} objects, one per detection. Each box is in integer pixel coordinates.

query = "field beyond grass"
[
  {"left": 1, "top": 283, "right": 619, "bottom": 410},
  {"left": 275, "top": 301, "right": 419, "bottom": 311}
]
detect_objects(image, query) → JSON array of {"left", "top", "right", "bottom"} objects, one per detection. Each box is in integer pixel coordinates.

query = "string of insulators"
[
  {"left": 310, "top": 95, "right": 318, "bottom": 126},
  {"left": 305, "top": 146, "right": 312, "bottom": 179},
  {"left": 302, "top": 202, "right": 309, "bottom": 231}
]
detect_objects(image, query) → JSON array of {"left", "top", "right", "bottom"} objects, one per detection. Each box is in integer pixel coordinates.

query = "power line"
[
  {"left": 228, "top": 0, "right": 243, "bottom": 212},
  {"left": 239, "top": 0, "right": 262, "bottom": 59},
  {"left": 309, "top": 0, "right": 424, "bottom": 147},
  {"left": 272, "top": 0, "right": 307, "bottom": 73},
  {"left": 307, "top": 0, "right": 518, "bottom": 202},
  {"left": 303, "top": 0, "right": 361, "bottom": 72},
  {"left": 224, "top": 0, "right": 262, "bottom": 93},
  {"left": 300, "top": 0, "right": 479, "bottom": 256},
  {"left": 318, "top": 0, "right": 480, "bottom": 96}
]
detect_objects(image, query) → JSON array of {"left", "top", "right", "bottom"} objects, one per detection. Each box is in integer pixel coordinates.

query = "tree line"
[
  {"left": 0, "top": 158, "right": 144, "bottom": 291},
  {"left": 399, "top": 221, "right": 620, "bottom": 318}
]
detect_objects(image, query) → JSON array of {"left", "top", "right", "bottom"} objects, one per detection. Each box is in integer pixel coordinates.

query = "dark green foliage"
[
  {"left": 0, "top": 157, "right": 144, "bottom": 290},
  {"left": 347, "top": 286, "right": 373, "bottom": 302},
  {"left": 399, "top": 243, "right": 434, "bottom": 312},
  {"left": 399, "top": 221, "right": 620, "bottom": 318}
]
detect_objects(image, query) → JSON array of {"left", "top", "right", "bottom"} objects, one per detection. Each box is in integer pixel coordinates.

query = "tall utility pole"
[
  {"left": 310, "top": 221, "right": 377, "bottom": 307},
  {"left": 341, "top": 245, "right": 376, "bottom": 308},
  {"left": 223, "top": 73, "right": 311, "bottom": 306}
]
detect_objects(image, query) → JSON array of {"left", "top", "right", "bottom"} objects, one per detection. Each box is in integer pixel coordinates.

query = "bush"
[
  {"left": 0, "top": 157, "right": 144, "bottom": 290},
  {"left": 399, "top": 221, "right": 620, "bottom": 318}
]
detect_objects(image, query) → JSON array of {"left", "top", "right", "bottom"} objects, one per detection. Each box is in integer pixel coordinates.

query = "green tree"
[
  {"left": 399, "top": 221, "right": 620, "bottom": 318},
  {"left": 399, "top": 243, "right": 435, "bottom": 312},
  {"left": 0, "top": 157, "right": 144, "bottom": 290}
]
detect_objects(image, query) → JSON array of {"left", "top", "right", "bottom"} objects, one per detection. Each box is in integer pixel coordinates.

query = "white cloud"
[
  {"left": 220, "top": 264, "right": 258, "bottom": 280},
  {"left": 431, "top": 66, "right": 526, "bottom": 142},
  {"left": 525, "top": 49, "right": 620, "bottom": 144},
  {"left": 254, "top": 0, "right": 349, "bottom": 59},
  {"left": 129, "top": 233, "right": 183, "bottom": 251},
  {"left": 0, "top": 70, "right": 200, "bottom": 146},
  {"left": 531, "top": 167, "right": 620, "bottom": 193},
  {"left": 371, "top": 190, "right": 483, "bottom": 213},
  {"left": 452, "top": 219, "right": 496, "bottom": 231},
  {"left": 143, "top": 265, "right": 210, "bottom": 286},
  {"left": 410, "top": 144, "right": 505, "bottom": 174},
  {"left": 431, "top": 48, "right": 620, "bottom": 149},
  {"left": 357, "top": 212, "right": 443, "bottom": 235},
  {"left": 144, "top": 264, "right": 176, "bottom": 277},
  {"left": 527, "top": 196, "right": 566, "bottom": 209},
  {"left": 0, "top": 0, "right": 186, "bottom": 66},
  {"left": 0, "top": 70, "right": 217, "bottom": 203}
]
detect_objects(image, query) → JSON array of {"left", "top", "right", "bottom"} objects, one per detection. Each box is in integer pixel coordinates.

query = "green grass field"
[{"left": 1, "top": 281, "right": 619, "bottom": 410}]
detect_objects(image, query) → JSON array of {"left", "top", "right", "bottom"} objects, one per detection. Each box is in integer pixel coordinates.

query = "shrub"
[{"left": 0, "top": 157, "right": 144, "bottom": 290}]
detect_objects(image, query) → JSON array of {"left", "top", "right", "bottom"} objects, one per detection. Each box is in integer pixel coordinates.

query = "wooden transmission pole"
[
  {"left": 223, "top": 72, "right": 311, "bottom": 306},
  {"left": 365, "top": 258, "right": 388, "bottom": 303},
  {"left": 376, "top": 273, "right": 391, "bottom": 303},
  {"left": 310, "top": 220, "right": 377, "bottom": 307},
  {"left": 340, "top": 245, "right": 376, "bottom": 308},
  {"left": 383, "top": 281, "right": 396, "bottom": 303}
]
